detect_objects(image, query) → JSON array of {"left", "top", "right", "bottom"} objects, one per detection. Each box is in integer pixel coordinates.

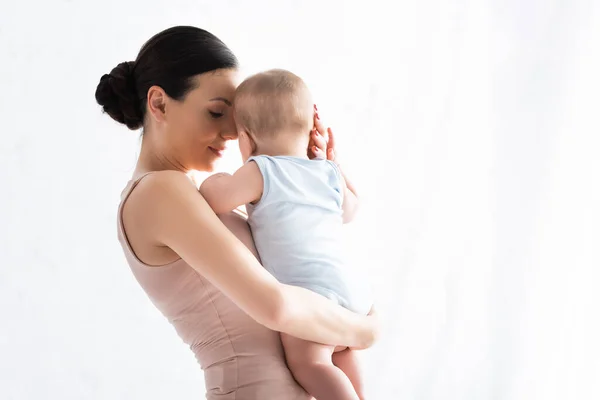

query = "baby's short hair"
[{"left": 234, "top": 69, "right": 313, "bottom": 138}]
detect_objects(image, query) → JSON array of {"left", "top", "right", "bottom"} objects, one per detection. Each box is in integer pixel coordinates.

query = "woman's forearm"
[
  {"left": 143, "top": 173, "right": 377, "bottom": 351},
  {"left": 214, "top": 200, "right": 376, "bottom": 348},
  {"left": 272, "top": 284, "right": 377, "bottom": 349}
]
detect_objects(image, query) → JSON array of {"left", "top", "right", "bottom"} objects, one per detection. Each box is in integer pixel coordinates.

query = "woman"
[{"left": 95, "top": 26, "right": 379, "bottom": 399}]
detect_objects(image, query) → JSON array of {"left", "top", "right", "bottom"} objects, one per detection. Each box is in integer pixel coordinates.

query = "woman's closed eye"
[{"left": 208, "top": 110, "right": 224, "bottom": 119}]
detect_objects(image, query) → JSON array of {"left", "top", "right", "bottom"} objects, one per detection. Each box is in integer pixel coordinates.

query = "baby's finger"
[
  {"left": 327, "top": 127, "right": 336, "bottom": 151},
  {"left": 327, "top": 148, "right": 336, "bottom": 162},
  {"left": 312, "top": 129, "right": 328, "bottom": 152},
  {"left": 311, "top": 145, "right": 326, "bottom": 159},
  {"left": 313, "top": 115, "right": 329, "bottom": 141}
]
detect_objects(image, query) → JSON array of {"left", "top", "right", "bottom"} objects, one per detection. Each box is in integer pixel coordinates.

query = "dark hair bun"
[{"left": 95, "top": 61, "right": 143, "bottom": 130}]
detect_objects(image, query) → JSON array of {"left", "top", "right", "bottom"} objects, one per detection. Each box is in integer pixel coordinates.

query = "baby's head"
[{"left": 233, "top": 69, "right": 313, "bottom": 159}]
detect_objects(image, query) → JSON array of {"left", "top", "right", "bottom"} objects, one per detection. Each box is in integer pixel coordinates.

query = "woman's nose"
[
  {"left": 221, "top": 116, "right": 238, "bottom": 140},
  {"left": 221, "top": 129, "right": 238, "bottom": 141}
]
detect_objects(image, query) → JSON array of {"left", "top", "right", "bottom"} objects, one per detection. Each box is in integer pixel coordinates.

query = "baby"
[{"left": 200, "top": 69, "right": 372, "bottom": 400}]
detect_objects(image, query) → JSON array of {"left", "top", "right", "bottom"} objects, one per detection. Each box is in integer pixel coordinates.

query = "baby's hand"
[{"left": 308, "top": 105, "right": 337, "bottom": 162}]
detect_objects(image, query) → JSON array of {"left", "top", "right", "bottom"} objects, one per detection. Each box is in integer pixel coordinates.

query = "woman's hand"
[
  {"left": 308, "top": 104, "right": 338, "bottom": 162},
  {"left": 352, "top": 305, "right": 381, "bottom": 350}
]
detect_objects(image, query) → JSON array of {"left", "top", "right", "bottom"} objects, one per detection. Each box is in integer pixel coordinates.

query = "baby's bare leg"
[
  {"left": 333, "top": 348, "right": 366, "bottom": 400},
  {"left": 281, "top": 333, "right": 360, "bottom": 400}
]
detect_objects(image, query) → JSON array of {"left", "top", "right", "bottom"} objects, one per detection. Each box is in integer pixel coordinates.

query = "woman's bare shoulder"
[
  {"left": 122, "top": 170, "right": 213, "bottom": 260},
  {"left": 126, "top": 170, "right": 202, "bottom": 211},
  {"left": 136, "top": 170, "right": 196, "bottom": 193}
]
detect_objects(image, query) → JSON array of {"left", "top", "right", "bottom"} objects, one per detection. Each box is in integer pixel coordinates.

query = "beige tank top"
[{"left": 117, "top": 174, "right": 311, "bottom": 399}]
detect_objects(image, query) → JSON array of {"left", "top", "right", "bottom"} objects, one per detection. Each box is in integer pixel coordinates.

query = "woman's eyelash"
[{"left": 209, "top": 111, "right": 224, "bottom": 118}]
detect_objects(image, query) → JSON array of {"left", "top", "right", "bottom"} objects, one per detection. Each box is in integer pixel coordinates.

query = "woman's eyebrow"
[{"left": 209, "top": 97, "right": 232, "bottom": 106}]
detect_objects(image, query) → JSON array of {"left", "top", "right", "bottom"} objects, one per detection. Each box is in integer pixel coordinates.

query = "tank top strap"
[
  {"left": 117, "top": 172, "right": 157, "bottom": 263},
  {"left": 119, "top": 172, "right": 156, "bottom": 202}
]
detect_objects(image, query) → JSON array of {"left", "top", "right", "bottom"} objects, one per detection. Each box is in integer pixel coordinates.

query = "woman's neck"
[{"left": 133, "top": 134, "right": 190, "bottom": 178}]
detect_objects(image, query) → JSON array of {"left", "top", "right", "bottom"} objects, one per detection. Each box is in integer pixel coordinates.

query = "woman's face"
[{"left": 162, "top": 68, "right": 240, "bottom": 172}]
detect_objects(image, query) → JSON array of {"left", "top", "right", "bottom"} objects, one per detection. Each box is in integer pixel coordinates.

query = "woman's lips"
[{"left": 208, "top": 146, "right": 225, "bottom": 158}]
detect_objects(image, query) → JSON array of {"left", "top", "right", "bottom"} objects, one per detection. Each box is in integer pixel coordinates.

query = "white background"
[{"left": 1, "top": 1, "right": 599, "bottom": 399}]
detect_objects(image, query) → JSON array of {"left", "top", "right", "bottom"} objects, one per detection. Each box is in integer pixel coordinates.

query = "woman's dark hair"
[{"left": 95, "top": 26, "right": 238, "bottom": 130}]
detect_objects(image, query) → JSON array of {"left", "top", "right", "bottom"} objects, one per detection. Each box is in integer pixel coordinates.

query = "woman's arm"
[{"left": 128, "top": 170, "right": 378, "bottom": 349}]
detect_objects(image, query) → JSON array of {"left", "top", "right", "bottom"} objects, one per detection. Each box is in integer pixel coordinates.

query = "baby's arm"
[
  {"left": 338, "top": 165, "right": 359, "bottom": 224},
  {"left": 199, "top": 161, "right": 263, "bottom": 214}
]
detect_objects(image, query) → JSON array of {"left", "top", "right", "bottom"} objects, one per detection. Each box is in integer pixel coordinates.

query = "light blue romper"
[{"left": 246, "top": 155, "right": 371, "bottom": 315}]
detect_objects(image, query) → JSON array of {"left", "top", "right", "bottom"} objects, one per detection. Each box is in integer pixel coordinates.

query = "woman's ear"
[{"left": 146, "top": 86, "right": 167, "bottom": 123}]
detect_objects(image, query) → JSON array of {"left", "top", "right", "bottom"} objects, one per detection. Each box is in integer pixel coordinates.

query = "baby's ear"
[
  {"left": 241, "top": 130, "right": 257, "bottom": 152},
  {"left": 238, "top": 130, "right": 257, "bottom": 163}
]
